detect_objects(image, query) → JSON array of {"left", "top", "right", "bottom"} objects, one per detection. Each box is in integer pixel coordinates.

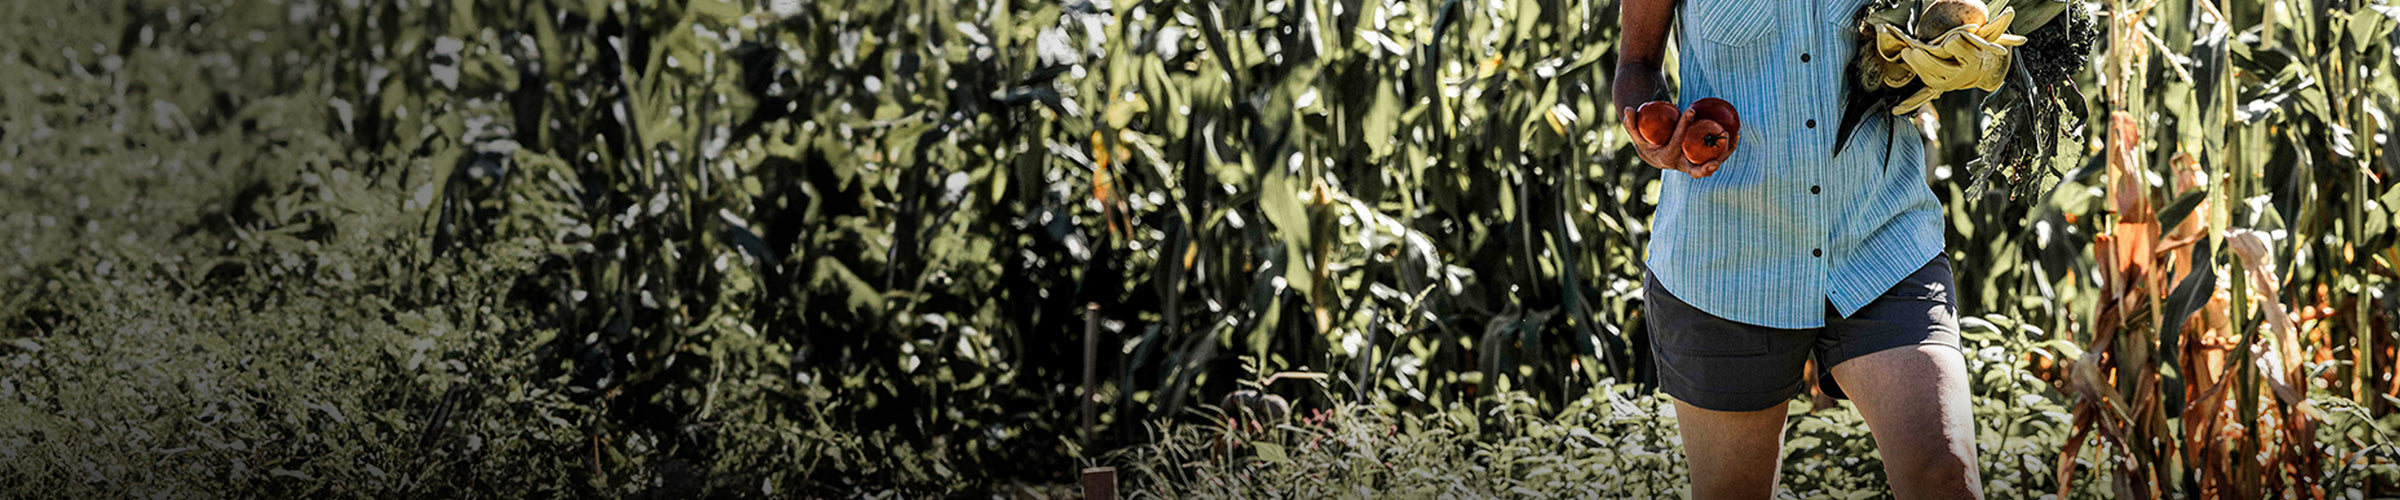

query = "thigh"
[
  {"left": 1825, "top": 344, "right": 1973, "bottom": 447},
  {"left": 1643, "top": 272, "right": 1816, "bottom": 412},
  {"left": 1670, "top": 398, "right": 1791, "bottom": 500},
  {"left": 1826, "top": 344, "right": 1980, "bottom": 499}
]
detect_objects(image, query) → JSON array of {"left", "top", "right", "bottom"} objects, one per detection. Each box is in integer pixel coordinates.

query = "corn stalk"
[{"left": 2060, "top": 0, "right": 2400, "bottom": 498}]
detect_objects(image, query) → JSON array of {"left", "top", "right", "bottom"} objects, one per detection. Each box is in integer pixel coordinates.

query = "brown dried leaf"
[{"left": 2226, "top": 230, "right": 2304, "bottom": 381}]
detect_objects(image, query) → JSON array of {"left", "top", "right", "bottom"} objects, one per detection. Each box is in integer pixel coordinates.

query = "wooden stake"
[
  {"left": 1083, "top": 302, "right": 1100, "bottom": 444},
  {"left": 1081, "top": 467, "right": 1117, "bottom": 500}
]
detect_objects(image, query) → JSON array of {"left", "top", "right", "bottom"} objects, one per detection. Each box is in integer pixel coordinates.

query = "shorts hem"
[
  {"left": 1660, "top": 377, "right": 1809, "bottom": 413},
  {"left": 1821, "top": 331, "right": 1964, "bottom": 370}
]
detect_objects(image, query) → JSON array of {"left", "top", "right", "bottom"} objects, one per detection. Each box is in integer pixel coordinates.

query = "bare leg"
[
  {"left": 1829, "top": 344, "right": 1982, "bottom": 500},
  {"left": 1670, "top": 398, "right": 1790, "bottom": 500}
]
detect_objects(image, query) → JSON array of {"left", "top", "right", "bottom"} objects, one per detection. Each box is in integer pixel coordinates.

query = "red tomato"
[
  {"left": 1682, "top": 119, "right": 1735, "bottom": 165},
  {"left": 1634, "top": 100, "right": 1680, "bottom": 146},
  {"left": 1689, "top": 97, "right": 1741, "bottom": 135}
]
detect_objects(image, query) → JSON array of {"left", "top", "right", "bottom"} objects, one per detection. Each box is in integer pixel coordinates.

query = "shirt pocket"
[
  {"left": 1683, "top": 0, "right": 1779, "bottom": 49},
  {"left": 1681, "top": 0, "right": 1782, "bottom": 77},
  {"left": 1822, "top": 0, "right": 1872, "bottom": 29}
]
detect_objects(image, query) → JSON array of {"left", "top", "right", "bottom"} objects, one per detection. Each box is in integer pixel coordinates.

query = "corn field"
[{"left": 0, "top": 0, "right": 2396, "bottom": 497}]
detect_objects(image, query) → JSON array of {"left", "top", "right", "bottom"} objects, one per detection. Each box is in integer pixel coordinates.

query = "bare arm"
[
  {"left": 1613, "top": 0, "right": 1721, "bottom": 178},
  {"left": 1613, "top": 0, "right": 1675, "bottom": 110}
]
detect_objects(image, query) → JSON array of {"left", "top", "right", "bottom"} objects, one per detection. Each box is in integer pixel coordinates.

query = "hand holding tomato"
[{"left": 1620, "top": 102, "right": 1723, "bottom": 179}]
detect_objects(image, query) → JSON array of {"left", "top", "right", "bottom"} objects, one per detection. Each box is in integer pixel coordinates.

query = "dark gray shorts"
[{"left": 1643, "top": 255, "right": 1962, "bottom": 412}]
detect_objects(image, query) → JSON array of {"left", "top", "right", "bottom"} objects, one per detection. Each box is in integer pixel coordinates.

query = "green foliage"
[
  {"left": 2, "top": 0, "right": 2398, "bottom": 496},
  {"left": 0, "top": 0, "right": 594, "bottom": 495},
  {"left": 1113, "top": 385, "right": 1692, "bottom": 498}
]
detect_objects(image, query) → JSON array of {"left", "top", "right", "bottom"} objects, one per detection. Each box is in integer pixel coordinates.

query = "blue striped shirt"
[{"left": 1646, "top": 0, "right": 1946, "bottom": 328}]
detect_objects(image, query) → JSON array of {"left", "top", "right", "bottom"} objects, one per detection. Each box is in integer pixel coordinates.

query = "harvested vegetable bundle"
[{"left": 1838, "top": 0, "right": 2100, "bottom": 200}]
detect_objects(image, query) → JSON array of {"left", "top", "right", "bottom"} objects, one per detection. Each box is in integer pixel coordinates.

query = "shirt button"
[
  {"left": 1801, "top": 53, "right": 1812, "bottom": 63},
  {"left": 1811, "top": 185, "right": 1821, "bottom": 194},
  {"left": 1806, "top": 119, "right": 1818, "bottom": 129},
  {"left": 1813, "top": 248, "right": 1823, "bottom": 257}
]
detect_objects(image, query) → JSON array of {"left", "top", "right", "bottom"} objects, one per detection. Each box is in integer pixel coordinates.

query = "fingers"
[
  {"left": 1693, "top": 159, "right": 1724, "bottom": 178},
  {"left": 1649, "top": 145, "right": 1689, "bottom": 173},
  {"left": 1679, "top": 162, "right": 1719, "bottom": 179}
]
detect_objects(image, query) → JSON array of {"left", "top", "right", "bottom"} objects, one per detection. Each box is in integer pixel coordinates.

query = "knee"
[{"left": 1886, "top": 451, "right": 1981, "bottom": 499}]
